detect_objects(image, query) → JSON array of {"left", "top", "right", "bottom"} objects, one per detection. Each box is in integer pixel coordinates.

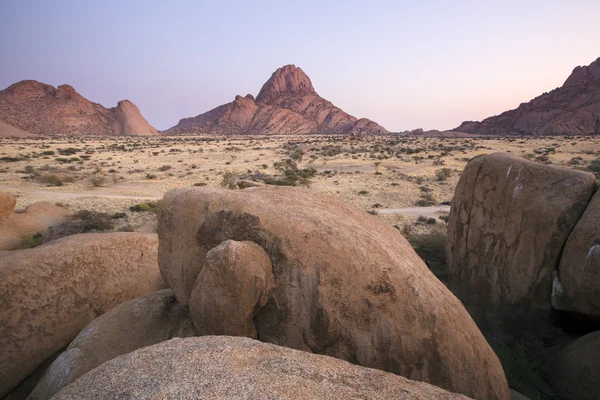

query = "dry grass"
[{"left": 0, "top": 134, "right": 598, "bottom": 234}]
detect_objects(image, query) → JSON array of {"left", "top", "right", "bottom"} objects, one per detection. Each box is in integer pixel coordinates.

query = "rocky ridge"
[
  {"left": 0, "top": 80, "right": 159, "bottom": 136},
  {"left": 455, "top": 57, "right": 600, "bottom": 135}
]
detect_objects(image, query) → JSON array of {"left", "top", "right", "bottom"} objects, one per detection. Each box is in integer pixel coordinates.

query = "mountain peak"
[
  {"left": 256, "top": 65, "right": 315, "bottom": 104},
  {"left": 563, "top": 57, "right": 600, "bottom": 87}
]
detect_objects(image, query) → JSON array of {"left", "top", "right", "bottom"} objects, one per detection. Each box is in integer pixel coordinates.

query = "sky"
[{"left": 1, "top": 0, "right": 599, "bottom": 132}]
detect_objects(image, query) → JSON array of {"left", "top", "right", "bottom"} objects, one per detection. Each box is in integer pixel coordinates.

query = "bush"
[
  {"left": 20, "top": 234, "right": 43, "bottom": 249},
  {"left": 129, "top": 201, "right": 159, "bottom": 212},
  {"left": 39, "top": 174, "right": 68, "bottom": 186},
  {"left": 90, "top": 176, "right": 107, "bottom": 187},
  {"left": 158, "top": 165, "right": 172, "bottom": 171},
  {"left": 221, "top": 171, "right": 239, "bottom": 189},
  {"left": 41, "top": 210, "right": 115, "bottom": 243},
  {"left": 406, "top": 228, "right": 448, "bottom": 281},
  {"left": 435, "top": 168, "right": 453, "bottom": 181}
]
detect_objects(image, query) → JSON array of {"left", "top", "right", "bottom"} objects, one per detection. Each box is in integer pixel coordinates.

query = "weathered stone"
[
  {"left": 29, "top": 289, "right": 195, "bottom": 400},
  {"left": 558, "top": 187, "right": 600, "bottom": 317},
  {"left": 190, "top": 240, "right": 275, "bottom": 337},
  {"left": 446, "top": 153, "right": 596, "bottom": 318},
  {"left": 0, "top": 232, "right": 165, "bottom": 398},
  {"left": 158, "top": 187, "right": 509, "bottom": 400},
  {"left": 51, "top": 336, "right": 472, "bottom": 400}
]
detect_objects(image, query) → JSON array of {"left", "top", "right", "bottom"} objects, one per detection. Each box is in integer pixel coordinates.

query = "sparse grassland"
[{"left": 0, "top": 134, "right": 598, "bottom": 254}]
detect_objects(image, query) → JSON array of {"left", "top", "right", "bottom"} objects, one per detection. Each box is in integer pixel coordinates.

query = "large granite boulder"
[
  {"left": 29, "top": 289, "right": 195, "bottom": 400},
  {"left": 0, "top": 232, "right": 165, "bottom": 398},
  {"left": 550, "top": 330, "right": 600, "bottom": 400},
  {"left": 158, "top": 187, "right": 509, "bottom": 400},
  {"left": 446, "top": 153, "right": 596, "bottom": 320},
  {"left": 51, "top": 336, "right": 471, "bottom": 400},
  {"left": 557, "top": 188, "right": 600, "bottom": 317},
  {"left": 192, "top": 239, "right": 275, "bottom": 338}
]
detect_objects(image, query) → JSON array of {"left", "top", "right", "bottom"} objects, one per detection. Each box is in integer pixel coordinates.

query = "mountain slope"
[
  {"left": 455, "top": 57, "right": 600, "bottom": 135},
  {"left": 0, "top": 120, "right": 32, "bottom": 138},
  {"left": 0, "top": 80, "right": 159, "bottom": 136},
  {"left": 167, "top": 65, "right": 387, "bottom": 135}
]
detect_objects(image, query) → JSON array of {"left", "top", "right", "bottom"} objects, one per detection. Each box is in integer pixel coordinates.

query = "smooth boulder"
[
  {"left": 558, "top": 188, "right": 600, "bottom": 317},
  {"left": 0, "top": 232, "right": 165, "bottom": 398},
  {"left": 191, "top": 240, "right": 275, "bottom": 338},
  {"left": 446, "top": 153, "right": 596, "bottom": 317},
  {"left": 29, "top": 289, "right": 195, "bottom": 400},
  {"left": 158, "top": 187, "right": 509, "bottom": 400},
  {"left": 51, "top": 336, "right": 471, "bottom": 400}
]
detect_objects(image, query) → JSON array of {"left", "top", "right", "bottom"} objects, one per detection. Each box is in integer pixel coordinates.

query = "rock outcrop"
[
  {"left": 191, "top": 240, "right": 275, "bottom": 338},
  {"left": 446, "top": 153, "right": 596, "bottom": 324},
  {"left": 455, "top": 57, "right": 600, "bottom": 135},
  {"left": 0, "top": 80, "right": 159, "bottom": 136},
  {"left": 29, "top": 289, "right": 195, "bottom": 400},
  {"left": 166, "top": 65, "right": 388, "bottom": 135},
  {"left": 51, "top": 336, "right": 471, "bottom": 400},
  {"left": 158, "top": 187, "right": 509, "bottom": 400},
  {"left": 0, "top": 193, "right": 71, "bottom": 250},
  {"left": 558, "top": 188, "right": 600, "bottom": 317},
  {"left": 0, "top": 232, "right": 165, "bottom": 398}
]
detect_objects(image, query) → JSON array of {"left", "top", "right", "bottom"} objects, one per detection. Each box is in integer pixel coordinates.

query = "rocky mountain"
[
  {"left": 167, "top": 65, "right": 388, "bottom": 135},
  {"left": 0, "top": 80, "right": 159, "bottom": 136},
  {"left": 455, "top": 57, "right": 600, "bottom": 135}
]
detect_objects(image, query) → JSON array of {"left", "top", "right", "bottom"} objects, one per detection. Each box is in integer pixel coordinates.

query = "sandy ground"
[{"left": 0, "top": 134, "right": 598, "bottom": 231}]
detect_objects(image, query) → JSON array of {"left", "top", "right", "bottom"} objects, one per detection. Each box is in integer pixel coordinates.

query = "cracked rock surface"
[
  {"left": 446, "top": 152, "right": 596, "bottom": 317},
  {"left": 0, "top": 232, "right": 165, "bottom": 398},
  {"left": 158, "top": 186, "right": 509, "bottom": 400},
  {"left": 51, "top": 336, "right": 472, "bottom": 400}
]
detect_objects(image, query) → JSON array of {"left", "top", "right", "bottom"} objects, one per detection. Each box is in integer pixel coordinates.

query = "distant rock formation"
[
  {"left": 167, "top": 65, "right": 388, "bottom": 135},
  {"left": 455, "top": 57, "right": 600, "bottom": 135},
  {"left": 0, "top": 80, "right": 159, "bottom": 135}
]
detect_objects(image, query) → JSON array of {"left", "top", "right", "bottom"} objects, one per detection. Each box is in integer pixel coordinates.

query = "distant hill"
[
  {"left": 166, "top": 65, "right": 388, "bottom": 135},
  {"left": 455, "top": 57, "right": 600, "bottom": 135},
  {"left": 0, "top": 80, "right": 158, "bottom": 136}
]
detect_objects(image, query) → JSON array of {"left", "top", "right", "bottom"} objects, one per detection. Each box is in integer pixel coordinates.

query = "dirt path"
[
  {"left": 0, "top": 184, "right": 164, "bottom": 201},
  {"left": 0, "top": 183, "right": 451, "bottom": 219},
  {"left": 373, "top": 205, "right": 450, "bottom": 218}
]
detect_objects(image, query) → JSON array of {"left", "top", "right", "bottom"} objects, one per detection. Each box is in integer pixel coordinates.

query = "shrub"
[
  {"left": 42, "top": 210, "right": 115, "bottom": 243},
  {"left": 145, "top": 173, "right": 157, "bottom": 180},
  {"left": 435, "top": 168, "right": 453, "bottom": 181},
  {"left": 221, "top": 171, "right": 239, "bottom": 189},
  {"left": 20, "top": 234, "right": 43, "bottom": 249},
  {"left": 158, "top": 165, "right": 172, "bottom": 171},
  {"left": 90, "top": 176, "right": 107, "bottom": 187},
  {"left": 129, "top": 201, "right": 159, "bottom": 212}
]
